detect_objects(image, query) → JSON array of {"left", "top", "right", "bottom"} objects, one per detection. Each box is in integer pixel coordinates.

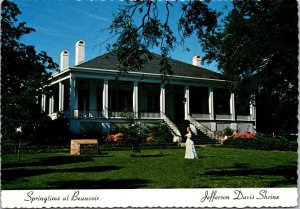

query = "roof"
[{"left": 76, "top": 52, "right": 221, "bottom": 79}]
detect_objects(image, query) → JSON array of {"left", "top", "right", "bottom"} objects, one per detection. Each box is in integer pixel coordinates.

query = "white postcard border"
[{"left": 1, "top": 188, "right": 298, "bottom": 208}]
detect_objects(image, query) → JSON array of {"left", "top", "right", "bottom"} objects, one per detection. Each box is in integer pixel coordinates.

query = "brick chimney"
[
  {"left": 75, "top": 40, "right": 85, "bottom": 65},
  {"left": 60, "top": 50, "right": 69, "bottom": 71},
  {"left": 192, "top": 55, "right": 201, "bottom": 67}
]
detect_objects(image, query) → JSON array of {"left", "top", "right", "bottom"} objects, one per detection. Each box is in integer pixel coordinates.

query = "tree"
[
  {"left": 202, "top": 0, "right": 298, "bottom": 135},
  {"left": 144, "top": 123, "right": 173, "bottom": 155},
  {"left": 107, "top": 0, "right": 298, "bottom": 136},
  {"left": 1, "top": 1, "right": 58, "bottom": 148},
  {"left": 118, "top": 101, "right": 142, "bottom": 157},
  {"left": 106, "top": 0, "right": 219, "bottom": 81}
]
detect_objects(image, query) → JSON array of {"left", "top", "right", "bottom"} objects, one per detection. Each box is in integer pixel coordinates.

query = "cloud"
[
  {"left": 34, "top": 26, "right": 68, "bottom": 38},
  {"left": 71, "top": 7, "right": 111, "bottom": 22},
  {"left": 84, "top": 13, "right": 110, "bottom": 22}
]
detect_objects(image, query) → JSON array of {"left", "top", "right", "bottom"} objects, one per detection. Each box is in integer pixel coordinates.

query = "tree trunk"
[
  {"left": 131, "top": 144, "right": 135, "bottom": 157},
  {"left": 17, "top": 138, "right": 22, "bottom": 161}
]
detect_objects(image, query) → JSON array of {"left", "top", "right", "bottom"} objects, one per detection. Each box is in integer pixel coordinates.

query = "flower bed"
[
  {"left": 231, "top": 132, "right": 256, "bottom": 139},
  {"left": 105, "top": 133, "right": 124, "bottom": 143}
]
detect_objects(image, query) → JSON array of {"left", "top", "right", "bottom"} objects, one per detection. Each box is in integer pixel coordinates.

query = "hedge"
[
  {"left": 223, "top": 136, "right": 297, "bottom": 151},
  {"left": 1, "top": 145, "right": 69, "bottom": 154},
  {"left": 1, "top": 143, "right": 180, "bottom": 154}
]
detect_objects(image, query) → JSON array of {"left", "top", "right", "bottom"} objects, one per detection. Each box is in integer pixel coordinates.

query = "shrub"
[
  {"left": 223, "top": 136, "right": 297, "bottom": 151},
  {"left": 223, "top": 127, "right": 234, "bottom": 136},
  {"left": 143, "top": 124, "right": 173, "bottom": 154}
]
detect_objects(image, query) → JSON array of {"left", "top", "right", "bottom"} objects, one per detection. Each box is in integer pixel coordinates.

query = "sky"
[{"left": 15, "top": 0, "right": 232, "bottom": 73}]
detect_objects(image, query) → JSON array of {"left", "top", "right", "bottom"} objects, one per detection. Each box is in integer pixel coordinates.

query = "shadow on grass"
[
  {"left": 198, "top": 155, "right": 216, "bottom": 159},
  {"left": 98, "top": 152, "right": 110, "bottom": 156},
  {"left": 48, "top": 178, "right": 151, "bottom": 189},
  {"left": 39, "top": 156, "right": 95, "bottom": 166},
  {"left": 2, "top": 155, "right": 112, "bottom": 169},
  {"left": 203, "top": 163, "right": 297, "bottom": 187},
  {"left": 2, "top": 165, "right": 123, "bottom": 184},
  {"left": 135, "top": 154, "right": 168, "bottom": 158}
]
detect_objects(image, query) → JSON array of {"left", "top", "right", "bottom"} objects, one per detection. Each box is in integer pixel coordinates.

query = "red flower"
[
  {"left": 105, "top": 133, "right": 123, "bottom": 142},
  {"left": 146, "top": 136, "right": 155, "bottom": 142},
  {"left": 231, "top": 132, "right": 256, "bottom": 139}
]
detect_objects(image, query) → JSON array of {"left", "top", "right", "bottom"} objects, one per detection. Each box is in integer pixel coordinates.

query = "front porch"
[{"left": 43, "top": 77, "right": 256, "bottom": 136}]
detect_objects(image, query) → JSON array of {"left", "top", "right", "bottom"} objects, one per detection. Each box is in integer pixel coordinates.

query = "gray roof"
[{"left": 77, "top": 52, "right": 221, "bottom": 79}]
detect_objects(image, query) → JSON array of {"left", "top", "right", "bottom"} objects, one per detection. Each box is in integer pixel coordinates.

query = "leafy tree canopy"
[
  {"left": 106, "top": 0, "right": 219, "bottom": 81},
  {"left": 1, "top": 0, "right": 58, "bottom": 143},
  {"left": 202, "top": 0, "right": 298, "bottom": 134},
  {"left": 107, "top": 0, "right": 298, "bottom": 135}
]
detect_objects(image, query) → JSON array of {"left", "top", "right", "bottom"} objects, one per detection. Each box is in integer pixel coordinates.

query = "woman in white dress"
[{"left": 185, "top": 127, "right": 198, "bottom": 159}]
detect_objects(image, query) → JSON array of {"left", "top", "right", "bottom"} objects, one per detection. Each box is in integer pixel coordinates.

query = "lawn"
[{"left": 1, "top": 147, "right": 297, "bottom": 189}]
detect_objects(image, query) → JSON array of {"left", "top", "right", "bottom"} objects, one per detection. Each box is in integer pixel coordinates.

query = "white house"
[{"left": 41, "top": 40, "right": 256, "bottom": 143}]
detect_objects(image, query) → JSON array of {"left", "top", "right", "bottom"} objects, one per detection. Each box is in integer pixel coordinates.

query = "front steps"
[{"left": 174, "top": 120, "right": 218, "bottom": 145}]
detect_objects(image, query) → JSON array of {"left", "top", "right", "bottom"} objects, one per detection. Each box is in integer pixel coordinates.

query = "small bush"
[
  {"left": 223, "top": 136, "right": 297, "bottom": 151},
  {"left": 224, "top": 127, "right": 234, "bottom": 136},
  {"left": 143, "top": 124, "right": 173, "bottom": 154}
]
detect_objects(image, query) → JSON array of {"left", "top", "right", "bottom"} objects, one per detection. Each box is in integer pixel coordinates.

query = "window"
[
  {"left": 96, "top": 87, "right": 103, "bottom": 111},
  {"left": 147, "top": 92, "right": 159, "bottom": 112},
  {"left": 109, "top": 85, "right": 133, "bottom": 112},
  {"left": 190, "top": 86, "right": 209, "bottom": 114},
  {"left": 236, "top": 95, "right": 250, "bottom": 115},
  {"left": 214, "top": 88, "right": 230, "bottom": 115}
]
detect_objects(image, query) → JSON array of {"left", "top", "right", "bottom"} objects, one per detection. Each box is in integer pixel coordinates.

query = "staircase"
[{"left": 174, "top": 120, "right": 217, "bottom": 145}]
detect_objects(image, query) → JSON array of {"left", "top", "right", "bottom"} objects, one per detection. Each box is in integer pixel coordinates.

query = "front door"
[
  {"left": 166, "top": 85, "right": 185, "bottom": 120},
  {"left": 174, "top": 92, "right": 185, "bottom": 120}
]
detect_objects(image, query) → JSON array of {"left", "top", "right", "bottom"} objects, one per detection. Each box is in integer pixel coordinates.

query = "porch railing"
[
  {"left": 237, "top": 115, "right": 251, "bottom": 121},
  {"left": 161, "top": 112, "right": 182, "bottom": 142},
  {"left": 70, "top": 110, "right": 163, "bottom": 119},
  {"left": 139, "top": 112, "right": 161, "bottom": 118},
  {"left": 215, "top": 114, "right": 232, "bottom": 120},
  {"left": 74, "top": 109, "right": 103, "bottom": 118},
  {"left": 108, "top": 111, "right": 123, "bottom": 118},
  {"left": 190, "top": 113, "right": 210, "bottom": 120}
]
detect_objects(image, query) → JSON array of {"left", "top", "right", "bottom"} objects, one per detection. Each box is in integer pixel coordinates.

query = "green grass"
[{"left": 1, "top": 147, "right": 297, "bottom": 189}]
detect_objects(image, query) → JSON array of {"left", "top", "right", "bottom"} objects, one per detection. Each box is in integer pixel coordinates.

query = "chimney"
[
  {"left": 60, "top": 50, "right": 69, "bottom": 71},
  {"left": 75, "top": 40, "right": 85, "bottom": 65},
  {"left": 192, "top": 55, "right": 201, "bottom": 67}
]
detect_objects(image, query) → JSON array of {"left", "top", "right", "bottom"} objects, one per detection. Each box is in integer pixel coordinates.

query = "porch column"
[
  {"left": 102, "top": 79, "right": 109, "bottom": 118},
  {"left": 48, "top": 97, "right": 51, "bottom": 114},
  {"left": 41, "top": 94, "right": 46, "bottom": 112},
  {"left": 58, "top": 82, "right": 64, "bottom": 111},
  {"left": 230, "top": 92, "right": 236, "bottom": 120},
  {"left": 133, "top": 82, "right": 139, "bottom": 118},
  {"left": 208, "top": 87, "right": 214, "bottom": 120},
  {"left": 70, "top": 76, "right": 78, "bottom": 117},
  {"left": 49, "top": 95, "right": 54, "bottom": 115},
  {"left": 250, "top": 100, "right": 256, "bottom": 121},
  {"left": 184, "top": 85, "right": 190, "bottom": 119},
  {"left": 89, "top": 81, "right": 97, "bottom": 117},
  {"left": 160, "top": 83, "right": 166, "bottom": 115}
]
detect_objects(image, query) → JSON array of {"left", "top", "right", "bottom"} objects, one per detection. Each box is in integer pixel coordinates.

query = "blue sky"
[{"left": 15, "top": 0, "right": 232, "bottom": 73}]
